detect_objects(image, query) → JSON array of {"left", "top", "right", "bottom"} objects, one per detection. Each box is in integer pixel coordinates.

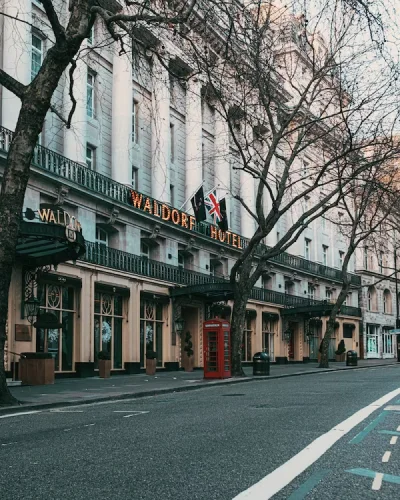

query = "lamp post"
[
  {"left": 174, "top": 317, "right": 185, "bottom": 337},
  {"left": 25, "top": 295, "right": 41, "bottom": 325},
  {"left": 394, "top": 241, "right": 400, "bottom": 362}
]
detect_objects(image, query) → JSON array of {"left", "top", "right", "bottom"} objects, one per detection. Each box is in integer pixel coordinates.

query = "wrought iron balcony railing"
[
  {"left": 0, "top": 124, "right": 361, "bottom": 286},
  {"left": 83, "top": 242, "right": 361, "bottom": 317}
]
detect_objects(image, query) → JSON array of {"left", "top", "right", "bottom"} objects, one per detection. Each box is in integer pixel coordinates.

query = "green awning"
[{"left": 16, "top": 221, "right": 86, "bottom": 268}]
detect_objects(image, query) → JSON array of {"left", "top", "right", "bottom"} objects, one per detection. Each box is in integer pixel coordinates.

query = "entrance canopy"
[
  {"left": 16, "top": 221, "right": 86, "bottom": 268},
  {"left": 170, "top": 282, "right": 235, "bottom": 302}
]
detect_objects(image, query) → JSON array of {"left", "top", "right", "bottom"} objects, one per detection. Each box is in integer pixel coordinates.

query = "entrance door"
[
  {"left": 309, "top": 336, "right": 319, "bottom": 360},
  {"left": 383, "top": 333, "right": 395, "bottom": 358},
  {"left": 366, "top": 324, "right": 379, "bottom": 358},
  {"left": 288, "top": 322, "right": 296, "bottom": 359}
]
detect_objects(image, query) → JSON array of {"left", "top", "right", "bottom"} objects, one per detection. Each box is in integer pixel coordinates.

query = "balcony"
[
  {"left": 83, "top": 242, "right": 361, "bottom": 317},
  {"left": 0, "top": 124, "right": 361, "bottom": 286}
]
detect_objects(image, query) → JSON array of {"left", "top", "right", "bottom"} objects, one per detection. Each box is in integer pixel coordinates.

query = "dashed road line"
[
  {"left": 390, "top": 436, "right": 398, "bottom": 445},
  {"left": 84, "top": 423, "right": 95, "bottom": 427},
  {"left": 0, "top": 411, "right": 42, "bottom": 419},
  {"left": 347, "top": 468, "right": 400, "bottom": 486},
  {"left": 397, "top": 425, "right": 400, "bottom": 432},
  {"left": 382, "top": 451, "right": 391, "bottom": 463},
  {"left": 372, "top": 473, "right": 384, "bottom": 491}
]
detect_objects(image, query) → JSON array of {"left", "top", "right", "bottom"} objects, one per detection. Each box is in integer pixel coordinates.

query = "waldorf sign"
[{"left": 128, "top": 190, "right": 245, "bottom": 250}]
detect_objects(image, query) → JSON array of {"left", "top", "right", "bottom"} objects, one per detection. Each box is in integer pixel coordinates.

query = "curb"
[{"left": 1, "top": 362, "right": 397, "bottom": 416}]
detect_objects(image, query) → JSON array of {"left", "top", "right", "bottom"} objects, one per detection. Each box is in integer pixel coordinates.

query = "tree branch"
[
  {"left": 41, "top": 0, "right": 66, "bottom": 43},
  {"left": 66, "top": 60, "right": 77, "bottom": 129},
  {"left": 0, "top": 69, "right": 26, "bottom": 99}
]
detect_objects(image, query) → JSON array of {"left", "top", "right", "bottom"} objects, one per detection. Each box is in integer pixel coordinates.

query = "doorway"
[{"left": 181, "top": 306, "right": 199, "bottom": 367}]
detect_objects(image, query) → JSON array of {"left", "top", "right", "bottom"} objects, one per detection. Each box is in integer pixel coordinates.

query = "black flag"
[
  {"left": 191, "top": 186, "right": 207, "bottom": 222},
  {"left": 217, "top": 198, "right": 228, "bottom": 231}
]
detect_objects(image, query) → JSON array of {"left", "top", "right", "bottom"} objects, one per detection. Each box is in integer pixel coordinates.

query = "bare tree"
[
  {"left": 175, "top": 0, "right": 400, "bottom": 375},
  {"left": 319, "top": 150, "right": 400, "bottom": 367},
  {"left": 0, "top": 0, "right": 199, "bottom": 405}
]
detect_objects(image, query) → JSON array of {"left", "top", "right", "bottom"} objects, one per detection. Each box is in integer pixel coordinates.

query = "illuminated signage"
[
  {"left": 38, "top": 207, "right": 82, "bottom": 232},
  {"left": 128, "top": 190, "right": 244, "bottom": 249}
]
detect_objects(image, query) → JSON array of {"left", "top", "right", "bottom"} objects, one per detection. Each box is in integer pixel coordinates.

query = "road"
[{"left": 1, "top": 365, "right": 400, "bottom": 499}]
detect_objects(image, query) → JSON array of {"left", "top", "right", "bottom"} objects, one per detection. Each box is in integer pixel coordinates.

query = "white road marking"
[
  {"left": 123, "top": 411, "right": 149, "bottom": 418},
  {"left": 63, "top": 428, "right": 72, "bottom": 432},
  {"left": 1, "top": 442, "right": 17, "bottom": 447},
  {"left": 382, "top": 451, "right": 391, "bottom": 463},
  {"left": 50, "top": 409, "right": 84, "bottom": 413},
  {"left": 397, "top": 425, "right": 400, "bottom": 432},
  {"left": 0, "top": 411, "right": 42, "bottom": 419},
  {"left": 384, "top": 405, "right": 400, "bottom": 411},
  {"left": 232, "top": 387, "right": 400, "bottom": 500},
  {"left": 390, "top": 436, "right": 398, "bottom": 445},
  {"left": 84, "top": 423, "right": 95, "bottom": 427},
  {"left": 372, "top": 472, "right": 384, "bottom": 491}
]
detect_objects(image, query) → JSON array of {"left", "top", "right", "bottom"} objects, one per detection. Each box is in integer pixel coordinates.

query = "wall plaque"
[{"left": 15, "top": 324, "right": 32, "bottom": 342}]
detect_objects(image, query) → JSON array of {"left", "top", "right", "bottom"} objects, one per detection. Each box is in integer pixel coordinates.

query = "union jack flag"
[{"left": 204, "top": 190, "right": 222, "bottom": 223}]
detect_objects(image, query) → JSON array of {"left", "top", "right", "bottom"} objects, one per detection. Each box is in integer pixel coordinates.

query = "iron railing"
[
  {"left": 0, "top": 124, "right": 361, "bottom": 286},
  {"left": 83, "top": 242, "right": 361, "bottom": 317}
]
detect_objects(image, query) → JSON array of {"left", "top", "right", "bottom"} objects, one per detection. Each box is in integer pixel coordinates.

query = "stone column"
[
  {"left": 112, "top": 48, "right": 132, "bottom": 185},
  {"left": 151, "top": 54, "right": 170, "bottom": 202},
  {"left": 240, "top": 125, "right": 256, "bottom": 238},
  {"left": 214, "top": 105, "right": 231, "bottom": 224},
  {"left": 64, "top": 44, "right": 88, "bottom": 163},
  {"left": 185, "top": 77, "right": 203, "bottom": 201},
  {"left": 1, "top": 0, "right": 31, "bottom": 131}
]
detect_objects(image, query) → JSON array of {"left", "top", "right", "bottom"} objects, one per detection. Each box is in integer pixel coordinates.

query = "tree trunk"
[
  {"left": 0, "top": 35, "right": 87, "bottom": 405},
  {"left": 319, "top": 284, "right": 350, "bottom": 369},
  {"left": 230, "top": 286, "right": 250, "bottom": 376}
]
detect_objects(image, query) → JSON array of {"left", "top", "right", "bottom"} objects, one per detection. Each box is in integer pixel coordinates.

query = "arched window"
[
  {"left": 367, "top": 286, "right": 377, "bottom": 311},
  {"left": 383, "top": 289, "right": 392, "bottom": 314}
]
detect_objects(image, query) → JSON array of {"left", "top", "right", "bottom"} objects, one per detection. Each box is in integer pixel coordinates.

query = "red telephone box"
[{"left": 203, "top": 318, "right": 231, "bottom": 379}]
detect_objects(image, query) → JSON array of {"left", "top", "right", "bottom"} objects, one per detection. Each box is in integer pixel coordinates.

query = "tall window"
[
  {"left": 170, "top": 123, "right": 175, "bottom": 162},
  {"left": 325, "top": 289, "right": 332, "bottom": 302},
  {"left": 241, "top": 316, "right": 252, "bottom": 362},
  {"left": 262, "top": 314, "right": 276, "bottom": 361},
  {"left": 178, "top": 252, "right": 185, "bottom": 269},
  {"left": 88, "top": 24, "right": 94, "bottom": 45},
  {"left": 86, "top": 144, "right": 96, "bottom": 170},
  {"left": 31, "top": 34, "right": 42, "bottom": 80},
  {"left": 87, "top": 72, "right": 95, "bottom": 118},
  {"left": 94, "top": 292, "right": 123, "bottom": 370},
  {"left": 284, "top": 280, "right": 293, "bottom": 295},
  {"left": 140, "top": 300, "right": 164, "bottom": 367},
  {"left": 339, "top": 250, "right": 345, "bottom": 268},
  {"left": 383, "top": 289, "right": 392, "bottom": 314},
  {"left": 322, "top": 245, "right": 328, "bottom": 266},
  {"left": 36, "top": 283, "right": 75, "bottom": 372},
  {"left": 132, "top": 100, "right": 139, "bottom": 144},
  {"left": 141, "top": 241, "right": 149, "bottom": 259},
  {"left": 305, "top": 238, "right": 311, "bottom": 260},
  {"left": 96, "top": 227, "right": 108, "bottom": 246},
  {"left": 364, "top": 246, "right": 368, "bottom": 269},
  {"left": 307, "top": 283, "right": 315, "bottom": 300},
  {"left": 170, "top": 184, "right": 175, "bottom": 206},
  {"left": 379, "top": 251, "right": 384, "bottom": 274},
  {"left": 131, "top": 166, "right": 139, "bottom": 189},
  {"left": 367, "top": 286, "right": 377, "bottom": 311}
]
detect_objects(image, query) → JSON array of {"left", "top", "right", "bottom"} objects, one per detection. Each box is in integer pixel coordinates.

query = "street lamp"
[
  {"left": 174, "top": 317, "right": 185, "bottom": 336},
  {"left": 283, "top": 328, "right": 291, "bottom": 342},
  {"left": 25, "top": 295, "right": 41, "bottom": 324}
]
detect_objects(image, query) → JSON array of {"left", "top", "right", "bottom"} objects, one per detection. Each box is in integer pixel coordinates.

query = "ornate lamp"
[
  {"left": 283, "top": 328, "right": 292, "bottom": 342},
  {"left": 25, "top": 295, "right": 41, "bottom": 325},
  {"left": 174, "top": 317, "right": 185, "bottom": 336}
]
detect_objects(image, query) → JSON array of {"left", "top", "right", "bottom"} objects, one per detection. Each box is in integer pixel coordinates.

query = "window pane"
[
  {"left": 102, "top": 317, "right": 112, "bottom": 354},
  {"left": 94, "top": 293, "right": 101, "bottom": 314},
  {"left": 114, "top": 295, "right": 123, "bottom": 316},
  {"left": 47, "top": 326, "right": 60, "bottom": 371},
  {"left": 113, "top": 317, "right": 123, "bottom": 369},
  {"left": 145, "top": 322, "right": 154, "bottom": 352},
  {"left": 156, "top": 304, "right": 163, "bottom": 321},
  {"left": 140, "top": 321, "right": 145, "bottom": 367},
  {"left": 94, "top": 317, "right": 101, "bottom": 368}
]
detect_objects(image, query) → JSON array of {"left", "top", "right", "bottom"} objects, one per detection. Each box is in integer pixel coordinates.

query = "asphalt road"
[{"left": 1, "top": 365, "right": 400, "bottom": 499}]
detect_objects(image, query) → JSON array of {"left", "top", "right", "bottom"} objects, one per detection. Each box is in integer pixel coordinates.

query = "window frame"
[
  {"left": 87, "top": 71, "right": 95, "bottom": 118},
  {"left": 31, "top": 33, "right": 43, "bottom": 81},
  {"left": 86, "top": 144, "right": 96, "bottom": 170},
  {"left": 132, "top": 100, "right": 139, "bottom": 144}
]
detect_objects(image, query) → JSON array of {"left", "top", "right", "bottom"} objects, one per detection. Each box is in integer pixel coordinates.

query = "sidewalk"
[{"left": 2, "top": 359, "right": 398, "bottom": 415}]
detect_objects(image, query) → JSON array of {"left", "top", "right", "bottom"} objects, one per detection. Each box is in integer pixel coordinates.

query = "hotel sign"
[
  {"left": 128, "top": 190, "right": 245, "bottom": 249},
  {"left": 38, "top": 206, "right": 82, "bottom": 233}
]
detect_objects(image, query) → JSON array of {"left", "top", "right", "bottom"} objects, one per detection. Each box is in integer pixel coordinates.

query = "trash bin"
[
  {"left": 253, "top": 352, "right": 270, "bottom": 376},
  {"left": 346, "top": 350, "right": 358, "bottom": 367}
]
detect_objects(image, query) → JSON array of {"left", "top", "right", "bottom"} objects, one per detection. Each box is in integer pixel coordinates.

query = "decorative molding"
[
  {"left": 55, "top": 185, "right": 69, "bottom": 206},
  {"left": 107, "top": 207, "right": 119, "bottom": 226}
]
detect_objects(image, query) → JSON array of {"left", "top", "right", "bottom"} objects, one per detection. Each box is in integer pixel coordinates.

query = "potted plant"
[
  {"left": 183, "top": 331, "right": 194, "bottom": 372},
  {"left": 98, "top": 350, "right": 111, "bottom": 378},
  {"left": 335, "top": 339, "right": 346, "bottom": 362},
  {"left": 146, "top": 350, "right": 157, "bottom": 375}
]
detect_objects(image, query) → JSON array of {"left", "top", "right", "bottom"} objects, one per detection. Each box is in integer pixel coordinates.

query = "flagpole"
[{"left": 179, "top": 180, "right": 205, "bottom": 211}]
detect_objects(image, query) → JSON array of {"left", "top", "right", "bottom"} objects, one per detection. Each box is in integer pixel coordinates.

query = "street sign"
[{"left": 389, "top": 329, "right": 400, "bottom": 334}]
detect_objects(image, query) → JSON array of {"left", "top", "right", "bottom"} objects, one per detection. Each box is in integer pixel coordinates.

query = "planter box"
[
  {"left": 20, "top": 355, "right": 55, "bottom": 386},
  {"left": 146, "top": 358, "right": 157, "bottom": 376},
  {"left": 99, "top": 360, "right": 111, "bottom": 378},
  {"left": 183, "top": 356, "right": 194, "bottom": 372}
]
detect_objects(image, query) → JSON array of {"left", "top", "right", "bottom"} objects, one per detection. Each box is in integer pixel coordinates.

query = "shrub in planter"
[
  {"left": 183, "top": 331, "right": 194, "bottom": 372},
  {"left": 145, "top": 350, "right": 157, "bottom": 375},
  {"left": 335, "top": 339, "right": 346, "bottom": 362},
  {"left": 98, "top": 350, "right": 111, "bottom": 378}
]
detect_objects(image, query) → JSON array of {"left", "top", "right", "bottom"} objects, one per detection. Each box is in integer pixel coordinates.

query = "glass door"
[
  {"left": 383, "top": 332, "right": 395, "bottom": 358},
  {"left": 366, "top": 324, "right": 379, "bottom": 358}
]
